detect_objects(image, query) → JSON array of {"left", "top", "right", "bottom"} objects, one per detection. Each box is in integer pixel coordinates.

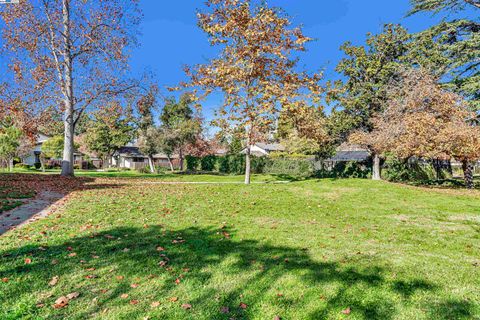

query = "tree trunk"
[
  {"left": 372, "top": 152, "right": 381, "bottom": 180},
  {"left": 462, "top": 160, "right": 474, "bottom": 189},
  {"left": 167, "top": 155, "right": 174, "bottom": 172},
  {"left": 60, "top": 0, "right": 75, "bottom": 177},
  {"left": 8, "top": 158, "right": 14, "bottom": 172},
  {"left": 179, "top": 148, "right": 184, "bottom": 171},
  {"left": 432, "top": 159, "right": 442, "bottom": 180},
  {"left": 148, "top": 156, "right": 155, "bottom": 173},
  {"left": 40, "top": 156, "right": 45, "bottom": 172},
  {"left": 446, "top": 160, "right": 453, "bottom": 176},
  {"left": 244, "top": 144, "right": 251, "bottom": 185}
]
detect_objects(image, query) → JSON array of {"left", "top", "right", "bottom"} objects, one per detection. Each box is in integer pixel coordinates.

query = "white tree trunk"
[
  {"left": 148, "top": 156, "right": 155, "bottom": 173},
  {"left": 8, "top": 158, "right": 14, "bottom": 172},
  {"left": 244, "top": 145, "right": 251, "bottom": 185},
  {"left": 372, "top": 153, "right": 381, "bottom": 180},
  {"left": 60, "top": 0, "right": 75, "bottom": 177},
  {"left": 167, "top": 155, "right": 174, "bottom": 172}
]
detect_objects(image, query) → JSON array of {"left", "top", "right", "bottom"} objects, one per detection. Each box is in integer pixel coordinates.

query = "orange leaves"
[
  {"left": 24, "top": 258, "right": 32, "bottom": 264},
  {"left": 53, "top": 292, "right": 79, "bottom": 309},
  {"left": 341, "top": 307, "right": 351, "bottom": 315}
]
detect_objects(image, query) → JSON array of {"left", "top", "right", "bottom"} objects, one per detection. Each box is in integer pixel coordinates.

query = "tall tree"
[
  {"left": 178, "top": 0, "right": 321, "bottom": 184},
  {"left": 0, "top": 0, "right": 141, "bottom": 176},
  {"left": 84, "top": 103, "right": 134, "bottom": 169},
  {"left": 409, "top": 0, "right": 480, "bottom": 112},
  {"left": 0, "top": 118, "right": 22, "bottom": 171},
  {"left": 351, "top": 69, "right": 480, "bottom": 188},
  {"left": 329, "top": 24, "right": 411, "bottom": 180},
  {"left": 159, "top": 94, "right": 201, "bottom": 171},
  {"left": 136, "top": 86, "right": 159, "bottom": 173}
]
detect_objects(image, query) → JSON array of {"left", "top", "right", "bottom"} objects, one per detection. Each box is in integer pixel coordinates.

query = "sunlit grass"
[{"left": 0, "top": 176, "right": 479, "bottom": 319}]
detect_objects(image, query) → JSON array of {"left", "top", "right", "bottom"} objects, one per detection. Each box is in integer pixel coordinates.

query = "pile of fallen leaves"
[{"left": 0, "top": 174, "right": 97, "bottom": 195}]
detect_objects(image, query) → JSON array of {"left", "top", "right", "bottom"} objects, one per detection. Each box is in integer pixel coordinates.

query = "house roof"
[
  {"left": 328, "top": 150, "right": 370, "bottom": 162},
  {"left": 115, "top": 146, "right": 178, "bottom": 159},
  {"left": 255, "top": 143, "right": 285, "bottom": 152}
]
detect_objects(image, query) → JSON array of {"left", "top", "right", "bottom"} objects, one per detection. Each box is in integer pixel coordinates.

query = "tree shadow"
[{"left": 0, "top": 225, "right": 467, "bottom": 319}]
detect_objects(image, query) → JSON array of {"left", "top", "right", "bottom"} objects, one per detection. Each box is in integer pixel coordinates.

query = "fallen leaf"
[
  {"left": 130, "top": 283, "right": 139, "bottom": 288},
  {"left": 2, "top": 278, "right": 8, "bottom": 283},
  {"left": 169, "top": 297, "right": 178, "bottom": 302},
  {"left": 220, "top": 306, "right": 230, "bottom": 314},
  {"left": 181, "top": 303, "right": 192, "bottom": 310},
  {"left": 239, "top": 302, "right": 248, "bottom": 309},
  {"left": 341, "top": 307, "right": 351, "bottom": 315},
  {"left": 53, "top": 296, "right": 69, "bottom": 309},
  {"left": 130, "top": 300, "right": 139, "bottom": 305},
  {"left": 36, "top": 303, "right": 45, "bottom": 308},
  {"left": 151, "top": 301, "right": 161, "bottom": 308},
  {"left": 24, "top": 258, "right": 32, "bottom": 264},
  {"left": 174, "top": 278, "right": 181, "bottom": 285},
  {"left": 120, "top": 294, "right": 129, "bottom": 299},
  {"left": 156, "top": 246, "right": 165, "bottom": 251},
  {"left": 274, "top": 316, "right": 281, "bottom": 320},
  {"left": 68, "top": 252, "right": 77, "bottom": 257},
  {"left": 66, "top": 292, "right": 79, "bottom": 300},
  {"left": 116, "top": 275, "right": 124, "bottom": 280},
  {"left": 48, "top": 276, "right": 59, "bottom": 286}
]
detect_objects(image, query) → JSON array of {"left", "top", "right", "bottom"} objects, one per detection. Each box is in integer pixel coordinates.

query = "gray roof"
[
  {"left": 114, "top": 146, "right": 177, "bottom": 159},
  {"left": 256, "top": 143, "right": 285, "bottom": 152},
  {"left": 328, "top": 151, "right": 370, "bottom": 162}
]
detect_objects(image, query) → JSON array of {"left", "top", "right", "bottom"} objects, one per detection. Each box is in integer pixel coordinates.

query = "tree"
[
  {"left": 329, "top": 24, "right": 411, "bottom": 180},
  {"left": 84, "top": 103, "right": 134, "bottom": 169},
  {"left": 178, "top": 0, "right": 321, "bottom": 184},
  {"left": 159, "top": 94, "right": 201, "bottom": 171},
  {"left": 136, "top": 86, "right": 159, "bottom": 173},
  {"left": 40, "top": 135, "right": 64, "bottom": 171},
  {"left": 0, "top": 0, "right": 141, "bottom": 176},
  {"left": 0, "top": 118, "right": 22, "bottom": 171},
  {"left": 351, "top": 69, "right": 480, "bottom": 188},
  {"left": 409, "top": 0, "right": 480, "bottom": 111}
]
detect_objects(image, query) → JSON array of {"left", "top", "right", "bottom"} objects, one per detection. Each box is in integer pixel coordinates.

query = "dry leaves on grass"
[
  {"left": 52, "top": 292, "right": 79, "bottom": 309},
  {"left": 48, "top": 276, "right": 59, "bottom": 286}
]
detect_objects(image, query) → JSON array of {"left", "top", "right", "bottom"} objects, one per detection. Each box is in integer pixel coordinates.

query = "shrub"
[
  {"left": 14, "top": 163, "right": 30, "bottom": 169},
  {"left": 200, "top": 155, "right": 217, "bottom": 171},
  {"left": 315, "top": 161, "right": 371, "bottom": 179},
  {"left": 185, "top": 155, "right": 200, "bottom": 171},
  {"left": 383, "top": 158, "right": 435, "bottom": 183},
  {"left": 264, "top": 158, "right": 314, "bottom": 178},
  {"left": 136, "top": 166, "right": 151, "bottom": 174}
]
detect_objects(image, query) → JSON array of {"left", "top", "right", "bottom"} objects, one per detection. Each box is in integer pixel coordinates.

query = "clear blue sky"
[{"left": 131, "top": 0, "right": 459, "bottom": 121}]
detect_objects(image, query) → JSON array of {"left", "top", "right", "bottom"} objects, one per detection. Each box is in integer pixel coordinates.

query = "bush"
[
  {"left": 264, "top": 158, "right": 314, "bottom": 178},
  {"left": 218, "top": 154, "right": 245, "bottom": 174},
  {"left": 383, "top": 158, "right": 435, "bottom": 183},
  {"left": 185, "top": 155, "right": 200, "bottom": 171},
  {"left": 315, "top": 161, "right": 371, "bottom": 179},
  {"left": 200, "top": 155, "right": 217, "bottom": 171},
  {"left": 14, "top": 163, "right": 30, "bottom": 169},
  {"left": 136, "top": 166, "right": 151, "bottom": 174}
]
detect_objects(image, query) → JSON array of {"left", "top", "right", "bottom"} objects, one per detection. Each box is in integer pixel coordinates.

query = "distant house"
[
  {"left": 112, "top": 146, "right": 179, "bottom": 170},
  {"left": 22, "top": 133, "right": 84, "bottom": 167},
  {"left": 22, "top": 133, "right": 50, "bottom": 166},
  {"left": 241, "top": 142, "right": 286, "bottom": 157}
]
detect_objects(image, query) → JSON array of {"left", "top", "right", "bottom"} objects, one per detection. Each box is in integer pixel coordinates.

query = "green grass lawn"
[{"left": 0, "top": 175, "right": 479, "bottom": 319}]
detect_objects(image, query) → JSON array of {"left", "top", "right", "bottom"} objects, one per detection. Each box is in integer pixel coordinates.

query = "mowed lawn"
[{"left": 0, "top": 175, "right": 479, "bottom": 319}]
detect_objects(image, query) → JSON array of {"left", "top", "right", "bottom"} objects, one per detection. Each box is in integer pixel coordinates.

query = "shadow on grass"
[{"left": 0, "top": 226, "right": 474, "bottom": 319}]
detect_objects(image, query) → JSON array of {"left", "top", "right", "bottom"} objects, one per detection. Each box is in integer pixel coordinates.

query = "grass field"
[{"left": 0, "top": 174, "right": 479, "bottom": 319}]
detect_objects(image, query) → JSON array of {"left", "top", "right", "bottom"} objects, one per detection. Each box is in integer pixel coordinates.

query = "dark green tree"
[
  {"left": 328, "top": 24, "right": 411, "bottom": 179},
  {"left": 84, "top": 104, "right": 134, "bottom": 169},
  {"left": 409, "top": 0, "right": 480, "bottom": 112},
  {"left": 159, "top": 94, "right": 201, "bottom": 171}
]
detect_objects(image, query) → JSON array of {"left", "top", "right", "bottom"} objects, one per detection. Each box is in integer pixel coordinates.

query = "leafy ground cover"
[
  {"left": 0, "top": 174, "right": 479, "bottom": 319},
  {"left": 0, "top": 185, "right": 36, "bottom": 213}
]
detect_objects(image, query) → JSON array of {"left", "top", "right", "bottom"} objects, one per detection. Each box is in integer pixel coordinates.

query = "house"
[
  {"left": 112, "top": 146, "right": 179, "bottom": 170},
  {"left": 241, "top": 142, "right": 286, "bottom": 157},
  {"left": 327, "top": 143, "right": 370, "bottom": 162},
  {"left": 22, "top": 133, "right": 50, "bottom": 166},
  {"left": 21, "top": 133, "right": 84, "bottom": 167}
]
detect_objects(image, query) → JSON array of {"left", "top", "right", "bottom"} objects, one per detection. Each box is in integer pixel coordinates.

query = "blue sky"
[{"left": 131, "top": 0, "right": 459, "bottom": 121}]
